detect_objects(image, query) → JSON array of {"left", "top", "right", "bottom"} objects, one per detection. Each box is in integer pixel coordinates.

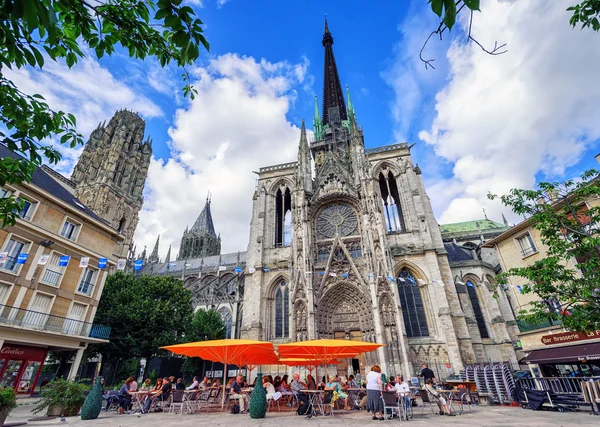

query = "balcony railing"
[
  {"left": 0, "top": 304, "right": 111, "bottom": 340},
  {"left": 517, "top": 317, "right": 562, "bottom": 333}
]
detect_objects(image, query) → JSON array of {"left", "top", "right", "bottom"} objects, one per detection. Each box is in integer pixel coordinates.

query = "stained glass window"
[
  {"left": 397, "top": 269, "right": 429, "bottom": 337},
  {"left": 275, "top": 281, "right": 289, "bottom": 338},
  {"left": 466, "top": 281, "right": 489, "bottom": 339}
]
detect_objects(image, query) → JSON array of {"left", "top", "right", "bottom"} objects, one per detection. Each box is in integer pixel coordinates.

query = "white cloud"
[
  {"left": 135, "top": 54, "right": 304, "bottom": 258},
  {"left": 401, "top": 0, "right": 600, "bottom": 224},
  {"left": 4, "top": 57, "right": 163, "bottom": 175}
]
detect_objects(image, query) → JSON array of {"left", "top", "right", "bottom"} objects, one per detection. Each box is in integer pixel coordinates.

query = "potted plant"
[
  {"left": 0, "top": 387, "right": 17, "bottom": 426},
  {"left": 33, "top": 378, "right": 88, "bottom": 417}
]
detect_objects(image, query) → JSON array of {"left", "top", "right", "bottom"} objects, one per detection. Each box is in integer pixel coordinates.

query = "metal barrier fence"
[{"left": 516, "top": 377, "right": 600, "bottom": 414}]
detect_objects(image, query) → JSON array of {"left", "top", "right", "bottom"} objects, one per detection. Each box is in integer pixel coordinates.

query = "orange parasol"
[
  {"left": 162, "top": 339, "right": 279, "bottom": 407},
  {"left": 279, "top": 357, "right": 341, "bottom": 375},
  {"left": 277, "top": 339, "right": 384, "bottom": 363},
  {"left": 278, "top": 339, "right": 384, "bottom": 384}
]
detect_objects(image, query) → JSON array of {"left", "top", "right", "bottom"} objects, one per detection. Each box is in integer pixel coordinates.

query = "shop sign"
[
  {"left": 0, "top": 345, "right": 47, "bottom": 360},
  {"left": 541, "top": 330, "right": 600, "bottom": 345}
]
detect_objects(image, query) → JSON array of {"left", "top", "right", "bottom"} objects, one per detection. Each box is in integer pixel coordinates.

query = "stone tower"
[
  {"left": 71, "top": 110, "right": 152, "bottom": 257},
  {"left": 241, "top": 20, "right": 518, "bottom": 377},
  {"left": 178, "top": 197, "right": 221, "bottom": 260}
]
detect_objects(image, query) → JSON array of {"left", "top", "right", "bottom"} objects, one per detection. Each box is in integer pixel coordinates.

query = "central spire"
[
  {"left": 321, "top": 17, "right": 347, "bottom": 125},
  {"left": 190, "top": 196, "right": 216, "bottom": 237}
]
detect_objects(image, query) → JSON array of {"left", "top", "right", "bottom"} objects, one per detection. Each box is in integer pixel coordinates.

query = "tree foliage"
[
  {"left": 0, "top": 0, "right": 208, "bottom": 226},
  {"left": 428, "top": 0, "right": 599, "bottom": 32},
  {"left": 489, "top": 169, "right": 600, "bottom": 332},
  {"left": 181, "top": 308, "right": 225, "bottom": 376},
  {"left": 87, "top": 272, "right": 194, "bottom": 363}
]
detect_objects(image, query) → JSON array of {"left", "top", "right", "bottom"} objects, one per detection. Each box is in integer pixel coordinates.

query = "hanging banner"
[
  {"left": 38, "top": 254, "right": 50, "bottom": 265},
  {"left": 407, "top": 277, "right": 416, "bottom": 285},
  {"left": 168, "top": 262, "right": 177, "bottom": 267},
  {"left": 397, "top": 277, "right": 406, "bottom": 282},
  {"left": 341, "top": 273, "right": 349, "bottom": 278},
  {"left": 329, "top": 272, "right": 337, "bottom": 277},
  {"left": 234, "top": 267, "right": 243, "bottom": 273},
  {"left": 58, "top": 255, "right": 70, "bottom": 267},
  {"left": 263, "top": 267, "right": 270, "bottom": 272},
  {"left": 0, "top": 252, "right": 7, "bottom": 262},
  {"left": 98, "top": 258, "right": 108, "bottom": 269},
  {"left": 79, "top": 257, "right": 90, "bottom": 268},
  {"left": 16, "top": 253, "right": 29, "bottom": 264},
  {"left": 417, "top": 279, "right": 426, "bottom": 285},
  {"left": 318, "top": 271, "right": 324, "bottom": 275},
  {"left": 248, "top": 267, "right": 256, "bottom": 274},
  {"left": 117, "top": 259, "right": 126, "bottom": 270},
  {"left": 134, "top": 260, "right": 143, "bottom": 271},
  {"left": 516, "top": 285, "right": 523, "bottom": 293},
  {"left": 218, "top": 266, "right": 226, "bottom": 271}
]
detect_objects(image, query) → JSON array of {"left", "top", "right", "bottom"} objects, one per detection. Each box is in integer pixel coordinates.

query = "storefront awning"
[{"left": 523, "top": 342, "right": 600, "bottom": 364}]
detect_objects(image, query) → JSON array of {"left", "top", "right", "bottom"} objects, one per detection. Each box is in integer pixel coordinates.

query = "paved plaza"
[{"left": 7, "top": 400, "right": 599, "bottom": 427}]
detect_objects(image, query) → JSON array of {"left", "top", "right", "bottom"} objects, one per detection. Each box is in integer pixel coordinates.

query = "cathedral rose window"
[{"left": 316, "top": 204, "right": 358, "bottom": 239}]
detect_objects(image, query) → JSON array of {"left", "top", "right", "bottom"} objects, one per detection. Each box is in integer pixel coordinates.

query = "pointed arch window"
[
  {"left": 379, "top": 170, "right": 406, "bottom": 233},
  {"left": 466, "top": 281, "right": 489, "bottom": 339},
  {"left": 275, "top": 187, "right": 292, "bottom": 247},
  {"left": 218, "top": 308, "right": 233, "bottom": 339},
  {"left": 397, "top": 268, "right": 429, "bottom": 337},
  {"left": 275, "top": 280, "right": 289, "bottom": 338}
]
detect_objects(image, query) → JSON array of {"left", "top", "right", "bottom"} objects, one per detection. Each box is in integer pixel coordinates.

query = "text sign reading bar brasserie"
[{"left": 541, "top": 330, "right": 600, "bottom": 345}]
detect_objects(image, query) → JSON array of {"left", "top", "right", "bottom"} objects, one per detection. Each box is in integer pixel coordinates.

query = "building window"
[
  {"left": 378, "top": 170, "right": 406, "bottom": 234},
  {"left": 40, "top": 253, "right": 66, "bottom": 287},
  {"left": 466, "top": 281, "right": 490, "bottom": 339},
  {"left": 397, "top": 268, "right": 429, "bottom": 337},
  {"left": 0, "top": 238, "right": 27, "bottom": 273},
  {"left": 0, "top": 188, "right": 13, "bottom": 199},
  {"left": 516, "top": 232, "right": 537, "bottom": 257},
  {"left": 275, "top": 187, "right": 292, "bottom": 247},
  {"left": 77, "top": 268, "right": 97, "bottom": 296},
  {"left": 17, "top": 198, "right": 36, "bottom": 220},
  {"left": 64, "top": 302, "right": 88, "bottom": 335},
  {"left": 218, "top": 308, "right": 233, "bottom": 339},
  {"left": 274, "top": 281, "right": 289, "bottom": 338},
  {"left": 60, "top": 219, "right": 80, "bottom": 241},
  {"left": 0, "top": 283, "right": 11, "bottom": 305}
]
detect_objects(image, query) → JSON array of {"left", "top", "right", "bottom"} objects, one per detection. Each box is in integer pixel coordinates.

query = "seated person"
[
  {"left": 394, "top": 376, "right": 411, "bottom": 413},
  {"left": 175, "top": 378, "right": 185, "bottom": 390},
  {"left": 279, "top": 374, "right": 293, "bottom": 404},
  {"left": 117, "top": 377, "right": 134, "bottom": 414},
  {"left": 143, "top": 377, "right": 172, "bottom": 413},
  {"left": 263, "top": 375, "right": 276, "bottom": 400},
  {"left": 424, "top": 379, "right": 454, "bottom": 416},
  {"left": 139, "top": 379, "right": 152, "bottom": 391},
  {"left": 347, "top": 375, "right": 357, "bottom": 388},
  {"left": 187, "top": 376, "right": 199, "bottom": 390},
  {"left": 230, "top": 375, "right": 247, "bottom": 413},
  {"left": 306, "top": 374, "right": 317, "bottom": 390},
  {"left": 290, "top": 373, "right": 309, "bottom": 406},
  {"left": 325, "top": 375, "right": 350, "bottom": 411}
]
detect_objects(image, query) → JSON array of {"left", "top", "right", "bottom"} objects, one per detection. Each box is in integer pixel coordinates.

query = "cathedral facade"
[
  {"left": 241, "top": 22, "right": 518, "bottom": 377},
  {"left": 141, "top": 22, "right": 519, "bottom": 378}
]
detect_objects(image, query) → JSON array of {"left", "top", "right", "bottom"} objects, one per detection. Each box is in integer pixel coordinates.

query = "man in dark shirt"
[
  {"left": 420, "top": 363, "right": 436, "bottom": 384},
  {"left": 230, "top": 375, "right": 247, "bottom": 413}
]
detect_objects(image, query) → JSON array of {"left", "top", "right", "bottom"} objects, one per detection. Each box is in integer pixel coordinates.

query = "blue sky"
[{"left": 8, "top": 0, "right": 600, "bottom": 257}]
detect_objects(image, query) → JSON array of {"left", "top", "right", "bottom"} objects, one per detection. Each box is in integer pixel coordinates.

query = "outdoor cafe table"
[
  {"left": 128, "top": 391, "right": 151, "bottom": 411},
  {"left": 303, "top": 389, "right": 325, "bottom": 417},
  {"left": 346, "top": 388, "right": 364, "bottom": 408}
]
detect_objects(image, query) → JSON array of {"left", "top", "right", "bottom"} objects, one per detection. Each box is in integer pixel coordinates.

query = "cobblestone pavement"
[{"left": 8, "top": 400, "right": 599, "bottom": 427}]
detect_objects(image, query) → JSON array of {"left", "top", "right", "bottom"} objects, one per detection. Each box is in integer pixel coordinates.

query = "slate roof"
[
  {"left": 190, "top": 199, "right": 216, "bottom": 236},
  {"left": 140, "top": 251, "right": 246, "bottom": 275},
  {"left": 444, "top": 242, "right": 474, "bottom": 262},
  {"left": 440, "top": 219, "right": 507, "bottom": 235},
  {"left": 1, "top": 144, "right": 108, "bottom": 225}
]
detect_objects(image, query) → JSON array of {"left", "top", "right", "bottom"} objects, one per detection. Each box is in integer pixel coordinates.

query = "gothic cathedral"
[
  {"left": 240, "top": 21, "right": 518, "bottom": 377},
  {"left": 71, "top": 110, "right": 152, "bottom": 258}
]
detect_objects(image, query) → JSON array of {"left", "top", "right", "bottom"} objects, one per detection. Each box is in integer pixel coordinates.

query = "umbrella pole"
[{"left": 221, "top": 363, "right": 227, "bottom": 409}]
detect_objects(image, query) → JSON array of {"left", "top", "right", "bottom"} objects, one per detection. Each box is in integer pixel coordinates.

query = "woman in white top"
[
  {"left": 263, "top": 376, "right": 276, "bottom": 400},
  {"left": 366, "top": 365, "right": 384, "bottom": 420}
]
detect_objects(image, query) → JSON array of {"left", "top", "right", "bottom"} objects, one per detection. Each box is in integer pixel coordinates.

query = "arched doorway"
[{"left": 317, "top": 282, "right": 376, "bottom": 377}]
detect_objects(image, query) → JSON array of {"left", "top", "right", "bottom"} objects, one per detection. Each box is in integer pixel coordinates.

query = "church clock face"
[{"left": 316, "top": 204, "right": 358, "bottom": 239}]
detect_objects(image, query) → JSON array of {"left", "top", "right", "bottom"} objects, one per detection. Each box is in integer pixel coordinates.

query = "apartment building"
[
  {"left": 0, "top": 145, "right": 123, "bottom": 395},
  {"left": 484, "top": 185, "right": 600, "bottom": 378}
]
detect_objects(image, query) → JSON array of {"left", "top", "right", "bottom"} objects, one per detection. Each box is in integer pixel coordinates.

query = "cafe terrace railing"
[{"left": 0, "top": 304, "right": 111, "bottom": 340}]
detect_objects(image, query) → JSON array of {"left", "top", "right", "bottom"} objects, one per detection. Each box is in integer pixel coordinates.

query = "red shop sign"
[
  {"left": 0, "top": 345, "right": 47, "bottom": 360},
  {"left": 541, "top": 330, "right": 600, "bottom": 345}
]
